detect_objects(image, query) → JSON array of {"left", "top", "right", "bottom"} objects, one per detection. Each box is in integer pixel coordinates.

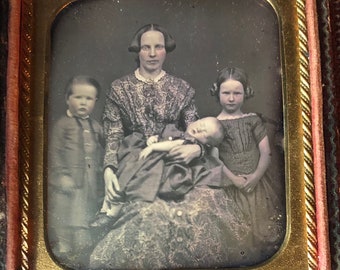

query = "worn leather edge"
[
  {"left": 306, "top": 1, "right": 331, "bottom": 269},
  {"left": 6, "top": 0, "right": 21, "bottom": 269},
  {"left": 317, "top": 0, "right": 340, "bottom": 269}
]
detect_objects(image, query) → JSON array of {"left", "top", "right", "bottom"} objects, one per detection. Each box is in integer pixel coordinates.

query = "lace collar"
[
  {"left": 66, "top": 109, "right": 89, "bottom": 119},
  {"left": 217, "top": 112, "right": 256, "bottom": 121},
  {"left": 134, "top": 68, "right": 166, "bottom": 83}
]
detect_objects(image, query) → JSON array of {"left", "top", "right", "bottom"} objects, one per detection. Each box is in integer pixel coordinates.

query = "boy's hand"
[
  {"left": 146, "top": 135, "right": 159, "bottom": 146},
  {"left": 139, "top": 146, "right": 153, "bottom": 160},
  {"left": 59, "top": 175, "right": 76, "bottom": 193}
]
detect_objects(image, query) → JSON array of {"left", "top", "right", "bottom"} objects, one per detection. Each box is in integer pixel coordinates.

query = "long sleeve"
[
  {"left": 178, "top": 84, "right": 199, "bottom": 130},
  {"left": 50, "top": 121, "right": 70, "bottom": 178},
  {"left": 102, "top": 92, "right": 124, "bottom": 170}
]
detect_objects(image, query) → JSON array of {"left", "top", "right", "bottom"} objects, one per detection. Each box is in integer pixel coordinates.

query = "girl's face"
[
  {"left": 138, "top": 30, "right": 166, "bottom": 75},
  {"left": 67, "top": 83, "right": 97, "bottom": 118},
  {"left": 218, "top": 79, "right": 245, "bottom": 116}
]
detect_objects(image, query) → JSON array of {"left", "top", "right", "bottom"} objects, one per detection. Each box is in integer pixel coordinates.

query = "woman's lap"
[{"left": 90, "top": 187, "right": 254, "bottom": 269}]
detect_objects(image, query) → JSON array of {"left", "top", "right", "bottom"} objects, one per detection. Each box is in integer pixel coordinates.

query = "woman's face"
[
  {"left": 138, "top": 30, "right": 166, "bottom": 75},
  {"left": 218, "top": 79, "right": 245, "bottom": 116}
]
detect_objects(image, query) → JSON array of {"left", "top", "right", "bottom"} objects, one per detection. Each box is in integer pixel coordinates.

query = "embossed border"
[{"left": 5, "top": 0, "right": 330, "bottom": 269}]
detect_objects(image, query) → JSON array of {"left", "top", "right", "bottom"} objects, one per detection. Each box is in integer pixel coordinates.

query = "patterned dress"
[
  {"left": 219, "top": 113, "right": 286, "bottom": 261},
  {"left": 103, "top": 69, "right": 199, "bottom": 170},
  {"left": 89, "top": 71, "right": 254, "bottom": 269}
]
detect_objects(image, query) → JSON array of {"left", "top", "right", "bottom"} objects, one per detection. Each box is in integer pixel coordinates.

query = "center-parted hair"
[
  {"left": 128, "top": 24, "right": 176, "bottom": 53},
  {"left": 210, "top": 67, "right": 254, "bottom": 101},
  {"left": 64, "top": 75, "right": 101, "bottom": 100}
]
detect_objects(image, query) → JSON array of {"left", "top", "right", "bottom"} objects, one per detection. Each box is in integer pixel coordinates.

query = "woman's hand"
[
  {"left": 166, "top": 144, "right": 201, "bottom": 164},
  {"left": 104, "top": 167, "right": 121, "bottom": 200}
]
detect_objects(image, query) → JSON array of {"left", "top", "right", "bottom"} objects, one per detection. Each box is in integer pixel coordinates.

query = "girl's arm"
[
  {"left": 222, "top": 165, "right": 247, "bottom": 189},
  {"left": 139, "top": 139, "right": 185, "bottom": 160},
  {"left": 241, "top": 135, "right": 271, "bottom": 191}
]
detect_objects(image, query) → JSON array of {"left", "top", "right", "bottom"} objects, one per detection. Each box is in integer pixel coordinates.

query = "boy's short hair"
[
  {"left": 203, "top": 117, "right": 225, "bottom": 146},
  {"left": 65, "top": 75, "right": 101, "bottom": 99}
]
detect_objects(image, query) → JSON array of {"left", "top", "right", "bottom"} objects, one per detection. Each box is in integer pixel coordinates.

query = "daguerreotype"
[{"left": 11, "top": 0, "right": 326, "bottom": 269}]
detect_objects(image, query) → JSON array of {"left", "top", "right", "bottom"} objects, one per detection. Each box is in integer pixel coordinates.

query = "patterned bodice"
[{"left": 103, "top": 70, "right": 198, "bottom": 169}]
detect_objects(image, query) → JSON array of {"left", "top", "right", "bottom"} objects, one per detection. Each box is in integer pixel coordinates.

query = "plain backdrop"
[{"left": 48, "top": 0, "right": 282, "bottom": 125}]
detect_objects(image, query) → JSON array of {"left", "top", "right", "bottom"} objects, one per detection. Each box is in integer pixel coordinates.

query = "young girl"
[
  {"left": 90, "top": 117, "right": 228, "bottom": 228},
  {"left": 48, "top": 75, "right": 104, "bottom": 266},
  {"left": 211, "top": 67, "right": 285, "bottom": 262}
]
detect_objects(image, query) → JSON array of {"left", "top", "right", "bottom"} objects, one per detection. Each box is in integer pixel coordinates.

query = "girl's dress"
[
  {"left": 219, "top": 113, "right": 285, "bottom": 261},
  {"left": 89, "top": 71, "right": 255, "bottom": 269}
]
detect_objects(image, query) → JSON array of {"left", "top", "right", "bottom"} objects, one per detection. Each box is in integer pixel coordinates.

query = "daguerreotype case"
[{"left": 5, "top": 0, "right": 331, "bottom": 269}]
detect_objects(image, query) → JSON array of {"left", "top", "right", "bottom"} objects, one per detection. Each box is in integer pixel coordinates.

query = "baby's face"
[
  {"left": 186, "top": 118, "right": 218, "bottom": 145},
  {"left": 67, "top": 83, "right": 97, "bottom": 118}
]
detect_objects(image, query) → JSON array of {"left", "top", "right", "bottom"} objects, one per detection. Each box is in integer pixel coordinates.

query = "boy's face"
[
  {"left": 67, "top": 83, "right": 97, "bottom": 118},
  {"left": 186, "top": 118, "right": 218, "bottom": 145}
]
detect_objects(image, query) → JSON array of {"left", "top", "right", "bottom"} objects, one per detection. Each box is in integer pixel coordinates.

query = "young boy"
[{"left": 48, "top": 75, "right": 104, "bottom": 266}]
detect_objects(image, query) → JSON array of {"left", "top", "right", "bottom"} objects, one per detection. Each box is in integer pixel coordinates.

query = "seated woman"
[{"left": 90, "top": 24, "right": 254, "bottom": 269}]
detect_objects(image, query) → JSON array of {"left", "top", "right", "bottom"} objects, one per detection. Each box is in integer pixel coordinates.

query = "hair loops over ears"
[
  {"left": 210, "top": 67, "right": 254, "bottom": 101},
  {"left": 210, "top": 83, "right": 218, "bottom": 96},
  {"left": 128, "top": 23, "right": 176, "bottom": 53}
]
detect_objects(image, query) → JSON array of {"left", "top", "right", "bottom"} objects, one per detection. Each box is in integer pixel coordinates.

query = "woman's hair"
[
  {"left": 210, "top": 67, "right": 254, "bottom": 101},
  {"left": 128, "top": 24, "right": 176, "bottom": 53},
  {"left": 65, "top": 75, "right": 101, "bottom": 99}
]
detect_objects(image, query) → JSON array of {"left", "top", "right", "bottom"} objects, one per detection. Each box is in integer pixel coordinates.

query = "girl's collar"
[
  {"left": 134, "top": 68, "right": 166, "bottom": 83},
  {"left": 66, "top": 109, "right": 89, "bottom": 119},
  {"left": 217, "top": 112, "right": 256, "bottom": 120}
]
